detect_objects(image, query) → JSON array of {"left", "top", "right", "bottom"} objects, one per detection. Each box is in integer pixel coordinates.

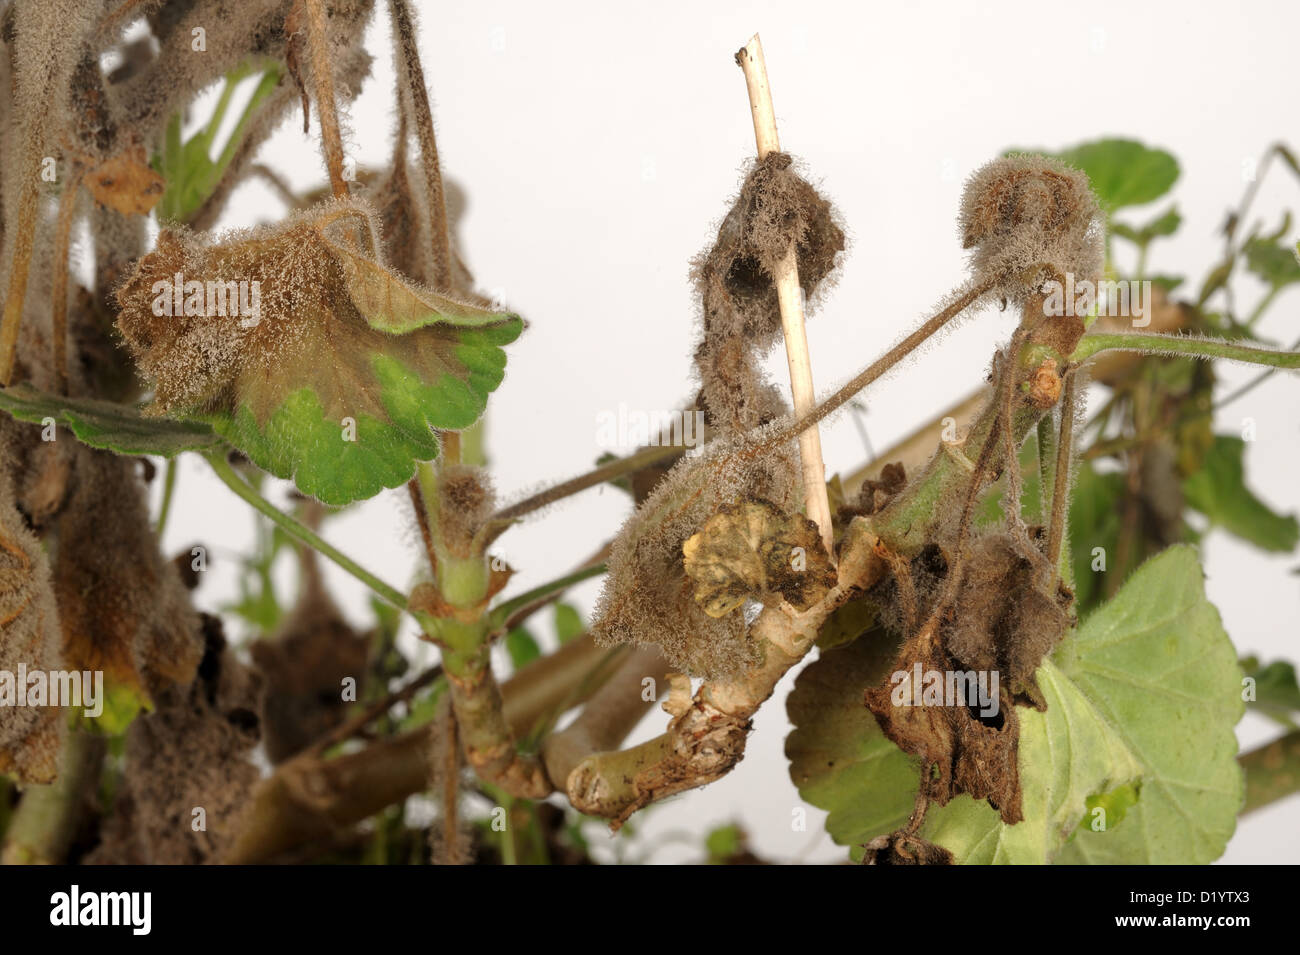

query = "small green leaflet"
[
  {"left": 0, "top": 384, "right": 222, "bottom": 456},
  {"left": 786, "top": 545, "right": 1244, "bottom": 864}
]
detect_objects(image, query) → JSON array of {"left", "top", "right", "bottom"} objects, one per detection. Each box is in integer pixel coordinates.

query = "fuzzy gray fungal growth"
[
  {"left": 592, "top": 421, "right": 799, "bottom": 677},
  {"left": 89, "top": 617, "right": 263, "bottom": 865},
  {"left": 692, "top": 152, "right": 845, "bottom": 433},
  {"left": 0, "top": 460, "right": 66, "bottom": 785},
  {"left": 959, "top": 155, "right": 1104, "bottom": 303},
  {"left": 53, "top": 447, "right": 204, "bottom": 699}
]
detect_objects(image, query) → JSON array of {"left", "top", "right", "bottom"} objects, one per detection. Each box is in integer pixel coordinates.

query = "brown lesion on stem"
[{"left": 569, "top": 520, "right": 888, "bottom": 825}]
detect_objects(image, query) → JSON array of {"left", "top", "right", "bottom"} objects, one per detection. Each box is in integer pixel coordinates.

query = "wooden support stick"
[{"left": 735, "top": 34, "right": 834, "bottom": 551}]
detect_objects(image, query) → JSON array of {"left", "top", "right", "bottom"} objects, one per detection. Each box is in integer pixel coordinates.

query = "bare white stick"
[{"left": 735, "top": 34, "right": 834, "bottom": 551}]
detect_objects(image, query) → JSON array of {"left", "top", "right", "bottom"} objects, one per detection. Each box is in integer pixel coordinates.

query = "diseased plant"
[{"left": 0, "top": 5, "right": 1298, "bottom": 867}]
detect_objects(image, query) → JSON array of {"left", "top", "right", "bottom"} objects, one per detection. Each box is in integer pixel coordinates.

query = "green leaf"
[
  {"left": 921, "top": 659, "right": 1143, "bottom": 864},
  {"left": 1054, "top": 545, "right": 1244, "bottom": 863},
  {"left": 117, "top": 206, "right": 523, "bottom": 505},
  {"left": 505, "top": 626, "right": 541, "bottom": 669},
  {"left": 0, "top": 383, "right": 222, "bottom": 456},
  {"left": 1112, "top": 206, "right": 1182, "bottom": 244},
  {"left": 1244, "top": 233, "right": 1300, "bottom": 289},
  {"left": 788, "top": 546, "right": 1243, "bottom": 864},
  {"left": 1068, "top": 462, "right": 1125, "bottom": 615},
  {"left": 1183, "top": 436, "right": 1299, "bottom": 552},
  {"left": 785, "top": 628, "right": 915, "bottom": 846},
  {"left": 553, "top": 603, "right": 585, "bottom": 644},
  {"left": 704, "top": 823, "right": 744, "bottom": 862},
  {"left": 153, "top": 65, "right": 283, "bottom": 224},
  {"left": 1053, "top": 139, "right": 1180, "bottom": 211}
]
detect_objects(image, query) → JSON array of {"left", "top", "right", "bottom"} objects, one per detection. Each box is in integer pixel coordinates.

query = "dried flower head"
[{"left": 959, "top": 155, "right": 1103, "bottom": 303}]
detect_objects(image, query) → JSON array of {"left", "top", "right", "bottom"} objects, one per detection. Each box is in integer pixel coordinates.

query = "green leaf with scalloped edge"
[
  {"left": 114, "top": 204, "right": 523, "bottom": 505},
  {"left": 1053, "top": 546, "right": 1245, "bottom": 863},
  {"left": 0, "top": 383, "right": 222, "bottom": 456},
  {"left": 787, "top": 545, "right": 1243, "bottom": 864}
]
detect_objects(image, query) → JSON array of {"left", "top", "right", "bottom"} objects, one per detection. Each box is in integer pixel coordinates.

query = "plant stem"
[
  {"left": 206, "top": 452, "right": 407, "bottom": 610},
  {"left": 388, "top": 0, "right": 454, "bottom": 289},
  {"left": 735, "top": 34, "right": 834, "bottom": 550},
  {"left": 50, "top": 169, "right": 84, "bottom": 394},
  {"left": 492, "top": 441, "right": 685, "bottom": 523},
  {"left": 0, "top": 160, "right": 42, "bottom": 385},
  {"left": 0, "top": 729, "right": 104, "bottom": 864},
  {"left": 155, "top": 455, "right": 178, "bottom": 536},
  {"left": 223, "top": 635, "right": 615, "bottom": 863},
  {"left": 1045, "top": 371, "right": 1077, "bottom": 585},
  {"left": 487, "top": 563, "right": 607, "bottom": 630},
  {"left": 1071, "top": 332, "right": 1300, "bottom": 368},
  {"left": 1214, "top": 334, "right": 1300, "bottom": 409},
  {"left": 302, "top": 0, "right": 350, "bottom": 199},
  {"left": 541, "top": 647, "right": 669, "bottom": 789},
  {"left": 1241, "top": 729, "right": 1300, "bottom": 813}
]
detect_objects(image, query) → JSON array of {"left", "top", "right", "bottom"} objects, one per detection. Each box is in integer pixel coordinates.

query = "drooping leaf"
[
  {"left": 787, "top": 546, "right": 1243, "bottom": 864},
  {"left": 1183, "top": 435, "right": 1299, "bottom": 552},
  {"left": 0, "top": 383, "right": 222, "bottom": 457},
  {"left": 114, "top": 201, "right": 523, "bottom": 505}
]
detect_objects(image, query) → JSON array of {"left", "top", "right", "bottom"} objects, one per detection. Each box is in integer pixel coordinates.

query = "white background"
[{"left": 143, "top": 0, "right": 1299, "bottom": 863}]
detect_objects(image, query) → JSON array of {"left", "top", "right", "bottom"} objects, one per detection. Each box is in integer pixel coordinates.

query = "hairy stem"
[
  {"left": 207, "top": 452, "right": 407, "bottom": 609},
  {"left": 1072, "top": 332, "right": 1300, "bottom": 368},
  {"left": 301, "top": 0, "right": 350, "bottom": 199},
  {"left": 1045, "top": 371, "right": 1077, "bottom": 584},
  {"left": 388, "top": 0, "right": 453, "bottom": 288},
  {"left": 492, "top": 442, "right": 685, "bottom": 523},
  {"left": 50, "top": 170, "right": 84, "bottom": 394}
]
